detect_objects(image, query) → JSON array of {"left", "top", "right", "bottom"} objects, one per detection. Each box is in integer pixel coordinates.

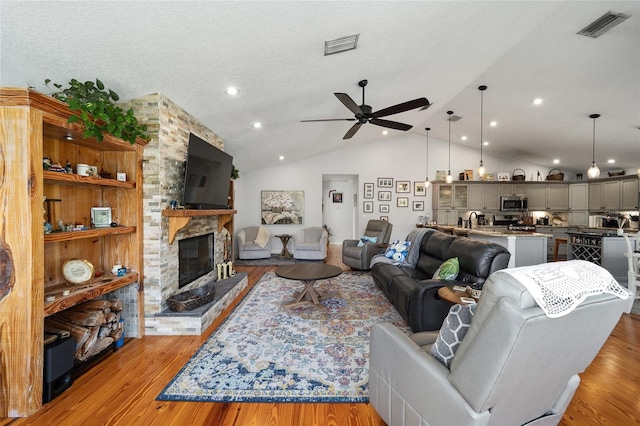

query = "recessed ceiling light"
[
  {"left": 553, "top": 159, "right": 560, "bottom": 164},
  {"left": 279, "top": 155, "right": 284, "bottom": 160},
  {"left": 225, "top": 87, "right": 238, "bottom": 96},
  {"left": 607, "top": 159, "right": 615, "bottom": 164},
  {"left": 382, "top": 130, "right": 389, "bottom": 135},
  {"left": 253, "top": 122, "right": 262, "bottom": 129},
  {"left": 483, "top": 141, "right": 489, "bottom": 146},
  {"left": 461, "top": 136, "right": 467, "bottom": 141},
  {"left": 489, "top": 121, "right": 497, "bottom": 127},
  {"left": 533, "top": 98, "right": 543, "bottom": 105}
]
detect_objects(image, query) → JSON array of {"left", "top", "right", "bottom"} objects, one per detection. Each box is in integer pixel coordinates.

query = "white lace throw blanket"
[{"left": 501, "top": 260, "right": 629, "bottom": 318}]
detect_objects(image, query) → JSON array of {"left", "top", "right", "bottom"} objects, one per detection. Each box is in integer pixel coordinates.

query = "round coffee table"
[{"left": 275, "top": 263, "right": 342, "bottom": 309}]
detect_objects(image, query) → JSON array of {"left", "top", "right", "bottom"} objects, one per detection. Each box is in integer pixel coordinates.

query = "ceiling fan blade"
[
  {"left": 343, "top": 123, "right": 363, "bottom": 139},
  {"left": 301, "top": 118, "right": 356, "bottom": 122},
  {"left": 370, "top": 118, "right": 413, "bottom": 131},
  {"left": 372, "top": 97, "right": 430, "bottom": 118},
  {"left": 335, "top": 93, "right": 363, "bottom": 115}
]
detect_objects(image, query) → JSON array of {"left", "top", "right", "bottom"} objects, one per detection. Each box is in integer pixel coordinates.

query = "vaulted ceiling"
[{"left": 2, "top": 1, "right": 638, "bottom": 174}]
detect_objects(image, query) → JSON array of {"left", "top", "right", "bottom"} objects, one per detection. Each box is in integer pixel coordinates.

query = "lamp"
[
  {"left": 424, "top": 127, "right": 431, "bottom": 189},
  {"left": 477, "top": 85, "right": 487, "bottom": 178},
  {"left": 637, "top": 127, "right": 640, "bottom": 178},
  {"left": 446, "top": 111, "right": 454, "bottom": 183},
  {"left": 587, "top": 113, "right": 601, "bottom": 178}
]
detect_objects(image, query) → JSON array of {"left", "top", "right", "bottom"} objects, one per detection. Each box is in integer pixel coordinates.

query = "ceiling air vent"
[
  {"left": 448, "top": 114, "right": 462, "bottom": 122},
  {"left": 324, "top": 34, "right": 359, "bottom": 56},
  {"left": 577, "top": 11, "right": 631, "bottom": 38}
]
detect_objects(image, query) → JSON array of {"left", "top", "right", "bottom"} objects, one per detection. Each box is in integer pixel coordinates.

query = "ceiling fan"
[{"left": 301, "top": 79, "right": 430, "bottom": 139}]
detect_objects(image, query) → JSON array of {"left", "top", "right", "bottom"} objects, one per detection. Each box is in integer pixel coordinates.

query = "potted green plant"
[
  {"left": 231, "top": 164, "right": 240, "bottom": 179},
  {"left": 44, "top": 78, "right": 149, "bottom": 144}
]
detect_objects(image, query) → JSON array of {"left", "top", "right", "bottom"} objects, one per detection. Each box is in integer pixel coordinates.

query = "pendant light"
[
  {"left": 637, "top": 126, "right": 640, "bottom": 177},
  {"left": 424, "top": 127, "right": 431, "bottom": 188},
  {"left": 587, "top": 113, "right": 601, "bottom": 178},
  {"left": 446, "top": 111, "right": 454, "bottom": 183},
  {"left": 477, "top": 85, "right": 487, "bottom": 178}
]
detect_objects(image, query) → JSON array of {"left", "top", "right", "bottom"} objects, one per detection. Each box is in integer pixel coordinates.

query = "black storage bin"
[{"left": 43, "top": 336, "right": 75, "bottom": 403}]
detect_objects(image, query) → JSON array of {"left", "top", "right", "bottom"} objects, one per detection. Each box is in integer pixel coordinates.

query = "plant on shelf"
[
  {"left": 231, "top": 164, "right": 240, "bottom": 179},
  {"left": 44, "top": 78, "right": 149, "bottom": 144}
]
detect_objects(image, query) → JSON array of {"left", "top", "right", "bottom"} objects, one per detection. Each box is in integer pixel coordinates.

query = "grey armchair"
[
  {"left": 342, "top": 220, "right": 393, "bottom": 270},
  {"left": 370, "top": 261, "right": 629, "bottom": 426},
  {"left": 236, "top": 226, "right": 272, "bottom": 260},
  {"left": 291, "top": 227, "right": 328, "bottom": 260}
]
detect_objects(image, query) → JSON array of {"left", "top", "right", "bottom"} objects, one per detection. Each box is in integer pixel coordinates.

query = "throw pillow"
[
  {"left": 357, "top": 235, "right": 378, "bottom": 247},
  {"left": 430, "top": 303, "right": 476, "bottom": 368},
  {"left": 432, "top": 257, "right": 460, "bottom": 280},
  {"left": 384, "top": 240, "right": 411, "bottom": 263},
  {"left": 254, "top": 226, "right": 270, "bottom": 248}
]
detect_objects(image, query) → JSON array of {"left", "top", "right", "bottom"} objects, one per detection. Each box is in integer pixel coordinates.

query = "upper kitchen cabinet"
[
  {"left": 468, "top": 183, "right": 501, "bottom": 210},
  {"left": 526, "top": 183, "right": 569, "bottom": 211}
]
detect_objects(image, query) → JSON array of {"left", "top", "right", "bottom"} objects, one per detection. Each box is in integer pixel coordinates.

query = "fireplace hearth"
[{"left": 179, "top": 234, "right": 214, "bottom": 288}]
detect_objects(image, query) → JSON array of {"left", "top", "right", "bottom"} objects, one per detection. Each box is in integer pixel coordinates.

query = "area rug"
[
  {"left": 234, "top": 255, "right": 322, "bottom": 266},
  {"left": 157, "top": 271, "right": 409, "bottom": 403}
]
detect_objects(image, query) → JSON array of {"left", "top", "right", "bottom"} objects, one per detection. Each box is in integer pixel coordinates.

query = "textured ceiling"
[{"left": 1, "top": 1, "right": 639, "bottom": 174}]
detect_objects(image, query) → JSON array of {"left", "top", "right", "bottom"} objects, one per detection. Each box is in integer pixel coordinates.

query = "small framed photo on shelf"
[
  {"left": 395, "top": 181, "right": 410, "bottom": 193},
  {"left": 464, "top": 169, "right": 474, "bottom": 181},
  {"left": 413, "top": 200, "right": 425, "bottom": 211},
  {"left": 91, "top": 207, "right": 112, "bottom": 228},
  {"left": 378, "top": 191, "right": 391, "bottom": 201},
  {"left": 363, "top": 201, "right": 373, "bottom": 213},
  {"left": 482, "top": 173, "right": 495, "bottom": 181},
  {"left": 363, "top": 182, "right": 374, "bottom": 199},
  {"left": 380, "top": 216, "right": 389, "bottom": 221},
  {"left": 397, "top": 197, "right": 409, "bottom": 207},
  {"left": 377, "top": 177, "right": 393, "bottom": 188},
  {"left": 379, "top": 204, "right": 390, "bottom": 213},
  {"left": 435, "top": 170, "right": 448, "bottom": 181},
  {"left": 497, "top": 172, "right": 510, "bottom": 181},
  {"left": 414, "top": 181, "right": 426, "bottom": 196}
]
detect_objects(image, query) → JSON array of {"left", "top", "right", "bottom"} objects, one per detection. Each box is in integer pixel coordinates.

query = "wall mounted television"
[{"left": 182, "top": 133, "right": 233, "bottom": 210}]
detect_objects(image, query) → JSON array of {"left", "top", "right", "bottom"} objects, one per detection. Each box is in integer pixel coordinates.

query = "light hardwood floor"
[{"left": 3, "top": 246, "right": 639, "bottom": 425}]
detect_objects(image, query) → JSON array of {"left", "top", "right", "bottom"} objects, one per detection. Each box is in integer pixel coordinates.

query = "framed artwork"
[
  {"left": 379, "top": 204, "right": 390, "bottom": 213},
  {"left": 261, "top": 190, "right": 304, "bottom": 225},
  {"left": 482, "top": 174, "right": 495, "bottom": 181},
  {"left": 380, "top": 216, "right": 389, "bottom": 221},
  {"left": 414, "top": 181, "right": 426, "bottom": 196},
  {"left": 332, "top": 192, "right": 343, "bottom": 203},
  {"left": 377, "top": 177, "right": 393, "bottom": 188},
  {"left": 413, "top": 200, "right": 425, "bottom": 211},
  {"left": 435, "top": 171, "right": 448, "bottom": 181},
  {"left": 397, "top": 197, "right": 409, "bottom": 207},
  {"left": 363, "top": 182, "right": 374, "bottom": 199},
  {"left": 363, "top": 201, "right": 373, "bottom": 213},
  {"left": 396, "top": 181, "right": 410, "bottom": 193},
  {"left": 378, "top": 191, "right": 391, "bottom": 201},
  {"left": 91, "top": 207, "right": 112, "bottom": 228},
  {"left": 497, "top": 172, "right": 510, "bottom": 181},
  {"left": 464, "top": 169, "right": 474, "bottom": 181}
]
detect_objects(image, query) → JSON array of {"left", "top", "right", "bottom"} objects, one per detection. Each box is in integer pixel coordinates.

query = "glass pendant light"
[
  {"left": 424, "top": 127, "right": 431, "bottom": 188},
  {"left": 636, "top": 127, "right": 640, "bottom": 177},
  {"left": 446, "top": 111, "right": 453, "bottom": 184},
  {"left": 477, "top": 85, "right": 487, "bottom": 178},
  {"left": 587, "top": 113, "right": 601, "bottom": 179}
]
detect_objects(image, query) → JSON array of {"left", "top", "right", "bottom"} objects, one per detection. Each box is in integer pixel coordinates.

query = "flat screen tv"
[{"left": 182, "top": 133, "right": 233, "bottom": 209}]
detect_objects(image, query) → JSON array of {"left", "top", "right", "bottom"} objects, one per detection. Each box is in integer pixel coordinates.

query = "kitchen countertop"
[{"left": 467, "top": 229, "right": 552, "bottom": 238}]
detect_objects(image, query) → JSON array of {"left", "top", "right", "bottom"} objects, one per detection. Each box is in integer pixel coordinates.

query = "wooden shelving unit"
[{"left": 0, "top": 87, "right": 147, "bottom": 417}]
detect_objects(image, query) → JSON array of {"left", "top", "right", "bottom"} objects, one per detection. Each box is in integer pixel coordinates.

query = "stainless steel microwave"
[{"left": 500, "top": 195, "right": 528, "bottom": 211}]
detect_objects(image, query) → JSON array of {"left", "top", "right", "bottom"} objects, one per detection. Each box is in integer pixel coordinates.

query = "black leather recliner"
[
  {"left": 342, "top": 220, "right": 393, "bottom": 270},
  {"left": 371, "top": 230, "right": 510, "bottom": 332}
]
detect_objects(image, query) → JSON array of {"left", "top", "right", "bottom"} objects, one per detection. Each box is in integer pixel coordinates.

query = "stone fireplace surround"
[{"left": 121, "top": 93, "right": 246, "bottom": 335}]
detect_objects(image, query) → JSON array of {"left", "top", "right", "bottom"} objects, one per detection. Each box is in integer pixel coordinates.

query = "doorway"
[{"left": 322, "top": 174, "right": 358, "bottom": 245}]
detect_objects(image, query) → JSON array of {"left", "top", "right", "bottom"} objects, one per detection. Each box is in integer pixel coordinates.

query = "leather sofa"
[{"left": 371, "top": 229, "right": 510, "bottom": 332}]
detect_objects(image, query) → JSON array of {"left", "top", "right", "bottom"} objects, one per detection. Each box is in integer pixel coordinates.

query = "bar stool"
[{"left": 553, "top": 237, "right": 568, "bottom": 261}]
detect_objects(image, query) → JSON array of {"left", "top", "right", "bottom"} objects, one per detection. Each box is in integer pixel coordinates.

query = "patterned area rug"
[
  {"left": 157, "top": 271, "right": 409, "bottom": 403},
  {"left": 234, "top": 255, "right": 323, "bottom": 266}
]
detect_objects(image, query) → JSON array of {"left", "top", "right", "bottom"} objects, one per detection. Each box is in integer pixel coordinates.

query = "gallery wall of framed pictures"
[{"left": 362, "top": 177, "right": 429, "bottom": 221}]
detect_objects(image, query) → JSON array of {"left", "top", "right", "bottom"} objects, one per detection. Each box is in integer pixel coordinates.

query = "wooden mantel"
[{"left": 162, "top": 209, "right": 237, "bottom": 244}]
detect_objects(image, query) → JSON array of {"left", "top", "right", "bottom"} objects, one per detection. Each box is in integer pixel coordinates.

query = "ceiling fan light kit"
[
  {"left": 587, "top": 113, "right": 601, "bottom": 179},
  {"left": 301, "top": 79, "right": 429, "bottom": 139},
  {"left": 478, "top": 85, "right": 487, "bottom": 178},
  {"left": 425, "top": 127, "right": 431, "bottom": 188},
  {"left": 446, "top": 111, "right": 454, "bottom": 184}
]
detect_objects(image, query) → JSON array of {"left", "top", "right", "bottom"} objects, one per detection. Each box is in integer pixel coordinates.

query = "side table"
[
  {"left": 437, "top": 285, "right": 478, "bottom": 305},
  {"left": 275, "top": 234, "right": 293, "bottom": 258}
]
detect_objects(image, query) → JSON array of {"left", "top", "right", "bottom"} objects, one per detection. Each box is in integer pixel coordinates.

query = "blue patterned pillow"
[
  {"left": 384, "top": 240, "right": 411, "bottom": 263},
  {"left": 357, "top": 235, "right": 378, "bottom": 247},
  {"left": 430, "top": 303, "right": 476, "bottom": 368}
]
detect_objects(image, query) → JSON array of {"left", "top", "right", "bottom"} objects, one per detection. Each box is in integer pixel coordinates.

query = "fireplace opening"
[{"left": 179, "top": 234, "right": 214, "bottom": 288}]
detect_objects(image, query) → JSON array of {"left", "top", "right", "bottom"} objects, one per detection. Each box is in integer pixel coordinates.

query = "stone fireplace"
[{"left": 122, "top": 93, "right": 247, "bottom": 335}]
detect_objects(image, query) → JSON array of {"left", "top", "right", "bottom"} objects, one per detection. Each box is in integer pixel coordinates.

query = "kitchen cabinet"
[
  {"left": 436, "top": 209, "right": 459, "bottom": 226},
  {"left": 526, "top": 183, "right": 569, "bottom": 210},
  {"left": 589, "top": 180, "right": 621, "bottom": 210},
  {"left": 620, "top": 178, "right": 639, "bottom": 210},
  {"left": 468, "top": 183, "right": 500, "bottom": 210},
  {"left": 568, "top": 232, "right": 632, "bottom": 284},
  {"left": 434, "top": 183, "right": 467, "bottom": 209},
  {"left": 569, "top": 183, "right": 588, "bottom": 210},
  {"left": 500, "top": 183, "right": 527, "bottom": 196}
]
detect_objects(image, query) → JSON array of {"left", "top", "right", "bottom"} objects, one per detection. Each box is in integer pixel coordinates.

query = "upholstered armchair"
[
  {"left": 369, "top": 261, "right": 629, "bottom": 426},
  {"left": 236, "top": 226, "right": 272, "bottom": 260},
  {"left": 342, "top": 220, "right": 393, "bottom": 270},
  {"left": 291, "top": 227, "right": 328, "bottom": 260}
]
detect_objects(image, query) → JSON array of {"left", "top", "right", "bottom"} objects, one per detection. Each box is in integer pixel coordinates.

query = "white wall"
[{"left": 233, "top": 133, "right": 554, "bottom": 249}]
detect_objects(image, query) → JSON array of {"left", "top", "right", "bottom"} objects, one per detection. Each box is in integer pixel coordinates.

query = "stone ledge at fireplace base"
[{"left": 146, "top": 272, "right": 248, "bottom": 335}]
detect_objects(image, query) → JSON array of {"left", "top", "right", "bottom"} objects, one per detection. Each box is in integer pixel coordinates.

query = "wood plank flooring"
[{"left": 3, "top": 246, "right": 639, "bottom": 425}]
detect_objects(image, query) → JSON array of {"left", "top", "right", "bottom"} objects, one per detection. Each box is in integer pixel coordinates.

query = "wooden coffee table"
[{"left": 275, "top": 263, "right": 342, "bottom": 309}]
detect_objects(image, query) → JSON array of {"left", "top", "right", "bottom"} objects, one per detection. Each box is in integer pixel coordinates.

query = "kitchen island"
[
  {"left": 567, "top": 231, "right": 635, "bottom": 285},
  {"left": 467, "top": 229, "right": 550, "bottom": 268}
]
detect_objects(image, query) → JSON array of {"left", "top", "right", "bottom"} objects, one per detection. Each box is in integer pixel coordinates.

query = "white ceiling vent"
[
  {"left": 577, "top": 11, "right": 631, "bottom": 38},
  {"left": 324, "top": 34, "right": 359, "bottom": 56}
]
